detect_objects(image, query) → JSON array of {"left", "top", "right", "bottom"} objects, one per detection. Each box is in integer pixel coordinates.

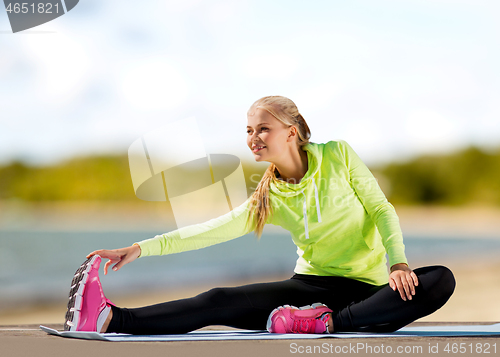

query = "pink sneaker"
[
  {"left": 64, "top": 255, "right": 114, "bottom": 332},
  {"left": 267, "top": 303, "right": 332, "bottom": 334}
]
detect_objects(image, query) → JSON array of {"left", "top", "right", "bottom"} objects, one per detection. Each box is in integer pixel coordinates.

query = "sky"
[{"left": 0, "top": 0, "right": 499, "bottom": 168}]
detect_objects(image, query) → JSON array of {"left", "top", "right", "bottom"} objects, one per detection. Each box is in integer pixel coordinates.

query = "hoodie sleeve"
[
  {"left": 338, "top": 140, "right": 408, "bottom": 268},
  {"left": 134, "top": 197, "right": 257, "bottom": 257}
]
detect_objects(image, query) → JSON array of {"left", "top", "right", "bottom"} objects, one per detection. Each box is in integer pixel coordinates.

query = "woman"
[{"left": 64, "top": 96, "right": 455, "bottom": 335}]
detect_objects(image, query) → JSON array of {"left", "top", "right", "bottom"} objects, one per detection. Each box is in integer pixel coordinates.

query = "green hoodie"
[{"left": 135, "top": 140, "right": 408, "bottom": 286}]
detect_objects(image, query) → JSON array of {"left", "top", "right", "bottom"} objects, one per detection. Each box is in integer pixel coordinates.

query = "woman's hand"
[
  {"left": 87, "top": 244, "right": 142, "bottom": 275},
  {"left": 389, "top": 263, "right": 418, "bottom": 301}
]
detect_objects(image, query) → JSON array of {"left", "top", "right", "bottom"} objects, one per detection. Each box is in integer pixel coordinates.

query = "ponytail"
[{"left": 246, "top": 164, "right": 278, "bottom": 239}]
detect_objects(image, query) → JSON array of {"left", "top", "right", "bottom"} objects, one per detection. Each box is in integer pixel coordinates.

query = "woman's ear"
[{"left": 287, "top": 126, "right": 298, "bottom": 142}]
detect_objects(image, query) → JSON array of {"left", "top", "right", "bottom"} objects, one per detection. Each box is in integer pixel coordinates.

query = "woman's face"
[{"left": 246, "top": 108, "right": 292, "bottom": 163}]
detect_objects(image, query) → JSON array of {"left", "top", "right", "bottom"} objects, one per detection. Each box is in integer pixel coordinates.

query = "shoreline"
[{"left": 1, "top": 201, "right": 499, "bottom": 238}]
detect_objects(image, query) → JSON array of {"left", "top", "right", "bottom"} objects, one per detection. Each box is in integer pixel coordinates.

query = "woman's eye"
[{"left": 246, "top": 127, "right": 268, "bottom": 134}]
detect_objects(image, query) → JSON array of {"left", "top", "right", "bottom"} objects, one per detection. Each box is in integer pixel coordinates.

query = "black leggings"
[{"left": 107, "top": 265, "right": 455, "bottom": 335}]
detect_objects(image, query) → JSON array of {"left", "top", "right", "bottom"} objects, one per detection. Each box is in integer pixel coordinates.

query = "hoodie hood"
[{"left": 269, "top": 142, "right": 323, "bottom": 239}]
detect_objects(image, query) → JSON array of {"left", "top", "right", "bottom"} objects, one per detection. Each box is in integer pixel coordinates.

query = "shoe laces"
[{"left": 291, "top": 312, "right": 329, "bottom": 333}]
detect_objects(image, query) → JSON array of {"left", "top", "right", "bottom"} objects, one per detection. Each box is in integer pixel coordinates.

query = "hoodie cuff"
[
  {"left": 133, "top": 236, "right": 163, "bottom": 257},
  {"left": 386, "top": 245, "right": 408, "bottom": 268}
]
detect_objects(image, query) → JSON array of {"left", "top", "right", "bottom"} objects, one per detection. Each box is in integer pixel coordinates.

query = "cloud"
[
  {"left": 121, "top": 56, "right": 190, "bottom": 111},
  {"left": 404, "top": 110, "right": 465, "bottom": 153},
  {"left": 22, "top": 31, "right": 90, "bottom": 106}
]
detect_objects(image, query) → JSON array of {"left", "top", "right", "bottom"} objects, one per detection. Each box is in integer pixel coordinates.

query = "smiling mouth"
[{"left": 252, "top": 146, "right": 266, "bottom": 153}]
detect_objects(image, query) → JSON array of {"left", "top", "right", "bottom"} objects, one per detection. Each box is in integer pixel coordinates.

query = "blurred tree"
[
  {"left": 379, "top": 146, "right": 500, "bottom": 206},
  {"left": 0, "top": 145, "right": 499, "bottom": 206}
]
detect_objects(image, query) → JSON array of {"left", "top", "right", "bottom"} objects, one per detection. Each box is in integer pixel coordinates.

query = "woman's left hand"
[{"left": 389, "top": 263, "right": 419, "bottom": 301}]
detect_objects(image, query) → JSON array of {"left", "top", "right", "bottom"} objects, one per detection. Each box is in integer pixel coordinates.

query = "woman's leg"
[
  {"left": 106, "top": 265, "right": 455, "bottom": 335},
  {"left": 106, "top": 276, "right": 349, "bottom": 335},
  {"left": 331, "top": 265, "right": 456, "bottom": 333}
]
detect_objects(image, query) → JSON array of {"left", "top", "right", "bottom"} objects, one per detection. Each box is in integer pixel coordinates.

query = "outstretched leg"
[
  {"left": 106, "top": 275, "right": 358, "bottom": 335},
  {"left": 107, "top": 279, "right": 310, "bottom": 334}
]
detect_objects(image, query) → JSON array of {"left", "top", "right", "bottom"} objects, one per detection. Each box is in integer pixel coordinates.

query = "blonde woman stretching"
[{"left": 64, "top": 96, "right": 455, "bottom": 335}]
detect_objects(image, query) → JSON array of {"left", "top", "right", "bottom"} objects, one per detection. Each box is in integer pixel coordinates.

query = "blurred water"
[{"left": 1, "top": 230, "right": 499, "bottom": 310}]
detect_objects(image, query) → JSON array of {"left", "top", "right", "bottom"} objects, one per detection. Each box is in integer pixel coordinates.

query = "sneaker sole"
[
  {"left": 266, "top": 303, "right": 329, "bottom": 333},
  {"left": 64, "top": 255, "right": 100, "bottom": 331}
]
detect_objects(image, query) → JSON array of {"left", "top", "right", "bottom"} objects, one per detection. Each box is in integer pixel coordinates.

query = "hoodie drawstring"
[
  {"left": 314, "top": 178, "right": 322, "bottom": 224},
  {"left": 300, "top": 190, "right": 309, "bottom": 239},
  {"left": 300, "top": 178, "right": 322, "bottom": 239}
]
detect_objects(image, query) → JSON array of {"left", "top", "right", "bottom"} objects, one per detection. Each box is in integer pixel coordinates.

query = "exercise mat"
[{"left": 40, "top": 323, "right": 500, "bottom": 341}]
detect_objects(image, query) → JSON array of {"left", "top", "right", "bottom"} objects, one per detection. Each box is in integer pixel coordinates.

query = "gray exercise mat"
[{"left": 40, "top": 323, "right": 500, "bottom": 341}]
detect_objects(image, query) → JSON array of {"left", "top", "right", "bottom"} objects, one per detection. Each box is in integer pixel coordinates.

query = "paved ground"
[{"left": 2, "top": 322, "right": 499, "bottom": 357}]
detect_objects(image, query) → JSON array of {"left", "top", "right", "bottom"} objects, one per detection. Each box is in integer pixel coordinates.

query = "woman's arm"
[
  {"left": 136, "top": 196, "right": 256, "bottom": 257},
  {"left": 338, "top": 140, "right": 408, "bottom": 268},
  {"left": 339, "top": 140, "right": 418, "bottom": 300},
  {"left": 87, "top": 197, "right": 257, "bottom": 274}
]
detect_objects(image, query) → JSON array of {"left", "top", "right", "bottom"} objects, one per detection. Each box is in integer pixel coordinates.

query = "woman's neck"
[{"left": 275, "top": 147, "right": 308, "bottom": 184}]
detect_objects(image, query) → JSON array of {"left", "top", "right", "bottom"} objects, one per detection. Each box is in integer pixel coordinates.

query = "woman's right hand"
[{"left": 87, "top": 244, "right": 142, "bottom": 275}]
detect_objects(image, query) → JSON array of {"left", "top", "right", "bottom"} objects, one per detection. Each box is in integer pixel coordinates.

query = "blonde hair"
[{"left": 246, "top": 96, "right": 311, "bottom": 238}]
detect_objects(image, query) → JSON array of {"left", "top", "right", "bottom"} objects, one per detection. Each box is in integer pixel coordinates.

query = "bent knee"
[
  {"left": 425, "top": 265, "right": 456, "bottom": 302},
  {"left": 436, "top": 265, "right": 455, "bottom": 296}
]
